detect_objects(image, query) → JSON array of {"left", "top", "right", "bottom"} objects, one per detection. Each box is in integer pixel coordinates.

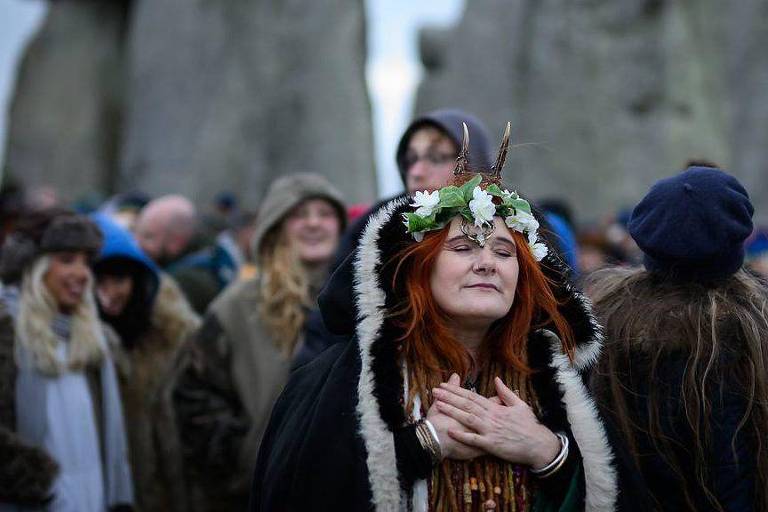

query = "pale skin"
[
  {"left": 425, "top": 217, "right": 561, "bottom": 469},
  {"left": 96, "top": 274, "right": 134, "bottom": 316},
  {"left": 43, "top": 251, "right": 91, "bottom": 314},
  {"left": 283, "top": 198, "right": 342, "bottom": 270},
  {"left": 404, "top": 127, "right": 458, "bottom": 193}
]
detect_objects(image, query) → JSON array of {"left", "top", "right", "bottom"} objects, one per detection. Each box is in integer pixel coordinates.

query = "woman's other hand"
[
  {"left": 433, "top": 376, "right": 560, "bottom": 469},
  {"left": 426, "top": 373, "right": 484, "bottom": 461}
]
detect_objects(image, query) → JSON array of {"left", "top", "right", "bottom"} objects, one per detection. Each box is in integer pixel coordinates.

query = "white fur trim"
[
  {"left": 571, "top": 288, "right": 605, "bottom": 371},
  {"left": 353, "top": 198, "right": 408, "bottom": 511},
  {"left": 541, "top": 329, "right": 617, "bottom": 511}
]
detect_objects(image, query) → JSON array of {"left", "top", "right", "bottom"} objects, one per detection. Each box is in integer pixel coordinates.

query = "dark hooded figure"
[
  {"left": 251, "top": 126, "right": 619, "bottom": 511},
  {"left": 92, "top": 213, "right": 200, "bottom": 512},
  {"left": 588, "top": 166, "right": 768, "bottom": 511}
]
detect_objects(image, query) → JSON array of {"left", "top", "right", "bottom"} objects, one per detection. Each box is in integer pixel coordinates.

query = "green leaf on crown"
[
  {"left": 509, "top": 198, "right": 532, "bottom": 215},
  {"left": 438, "top": 186, "right": 466, "bottom": 208},
  {"left": 460, "top": 175, "right": 483, "bottom": 202},
  {"left": 485, "top": 184, "right": 504, "bottom": 198},
  {"left": 406, "top": 212, "right": 436, "bottom": 232}
]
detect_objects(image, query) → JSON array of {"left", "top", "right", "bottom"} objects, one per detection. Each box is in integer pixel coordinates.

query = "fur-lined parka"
[
  {"left": 0, "top": 301, "right": 59, "bottom": 507},
  {"left": 110, "top": 274, "right": 200, "bottom": 512},
  {"left": 251, "top": 198, "right": 619, "bottom": 511}
]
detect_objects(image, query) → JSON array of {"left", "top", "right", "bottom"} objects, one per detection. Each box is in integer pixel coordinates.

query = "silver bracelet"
[{"left": 530, "top": 432, "right": 569, "bottom": 478}]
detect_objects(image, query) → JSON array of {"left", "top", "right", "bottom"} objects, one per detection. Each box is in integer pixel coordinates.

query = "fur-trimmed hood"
[{"left": 319, "top": 197, "right": 617, "bottom": 511}]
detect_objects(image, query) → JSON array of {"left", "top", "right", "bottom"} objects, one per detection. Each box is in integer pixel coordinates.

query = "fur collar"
[{"left": 352, "top": 198, "right": 617, "bottom": 511}]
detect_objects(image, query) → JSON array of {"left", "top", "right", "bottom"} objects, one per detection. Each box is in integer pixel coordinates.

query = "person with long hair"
[
  {"left": 0, "top": 210, "right": 133, "bottom": 511},
  {"left": 172, "top": 173, "right": 346, "bottom": 511},
  {"left": 588, "top": 166, "right": 768, "bottom": 511},
  {"left": 251, "top": 125, "right": 617, "bottom": 511},
  {"left": 91, "top": 213, "right": 200, "bottom": 512}
]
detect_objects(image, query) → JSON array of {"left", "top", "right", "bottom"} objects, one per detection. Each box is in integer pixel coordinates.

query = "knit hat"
[
  {"left": 628, "top": 166, "right": 753, "bottom": 280},
  {"left": 0, "top": 209, "right": 103, "bottom": 284},
  {"left": 251, "top": 173, "right": 347, "bottom": 265},
  {"left": 395, "top": 109, "right": 492, "bottom": 184}
]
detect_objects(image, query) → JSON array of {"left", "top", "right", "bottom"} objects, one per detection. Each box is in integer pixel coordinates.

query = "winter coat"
[
  {"left": 93, "top": 213, "right": 200, "bottom": 512},
  {"left": 0, "top": 292, "right": 133, "bottom": 512},
  {"left": 0, "top": 302, "right": 59, "bottom": 507},
  {"left": 164, "top": 231, "right": 244, "bottom": 314},
  {"left": 173, "top": 173, "right": 347, "bottom": 512},
  {"left": 251, "top": 198, "right": 619, "bottom": 511},
  {"left": 110, "top": 275, "right": 200, "bottom": 512}
]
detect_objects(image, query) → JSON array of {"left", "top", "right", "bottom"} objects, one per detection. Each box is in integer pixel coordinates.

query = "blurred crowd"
[{"left": 0, "top": 108, "right": 766, "bottom": 512}]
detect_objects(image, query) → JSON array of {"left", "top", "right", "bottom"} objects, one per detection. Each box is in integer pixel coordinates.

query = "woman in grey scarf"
[{"left": 0, "top": 209, "right": 133, "bottom": 512}]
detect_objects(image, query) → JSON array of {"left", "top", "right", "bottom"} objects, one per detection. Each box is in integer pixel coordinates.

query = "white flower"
[
  {"left": 530, "top": 242, "right": 548, "bottom": 261},
  {"left": 412, "top": 231, "right": 425, "bottom": 242},
  {"left": 468, "top": 187, "right": 496, "bottom": 227},
  {"left": 504, "top": 210, "right": 539, "bottom": 235},
  {"left": 501, "top": 189, "right": 518, "bottom": 202},
  {"left": 410, "top": 190, "right": 440, "bottom": 218},
  {"left": 527, "top": 229, "right": 538, "bottom": 245}
]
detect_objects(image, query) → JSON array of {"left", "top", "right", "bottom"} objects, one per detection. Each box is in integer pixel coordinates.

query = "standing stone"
[
  {"left": 414, "top": 0, "right": 768, "bottom": 222},
  {"left": 3, "top": 0, "right": 130, "bottom": 201},
  {"left": 119, "top": 0, "right": 376, "bottom": 206}
]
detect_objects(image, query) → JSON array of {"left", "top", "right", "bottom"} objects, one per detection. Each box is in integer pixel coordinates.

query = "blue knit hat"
[{"left": 628, "top": 166, "right": 754, "bottom": 280}]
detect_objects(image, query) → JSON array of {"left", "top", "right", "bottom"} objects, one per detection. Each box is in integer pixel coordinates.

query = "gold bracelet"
[{"left": 414, "top": 420, "right": 442, "bottom": 464}]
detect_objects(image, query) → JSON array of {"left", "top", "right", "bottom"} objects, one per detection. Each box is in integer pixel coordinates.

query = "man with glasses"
[{"left": 396, "top": 109, "right": 492, "bottom": 193}]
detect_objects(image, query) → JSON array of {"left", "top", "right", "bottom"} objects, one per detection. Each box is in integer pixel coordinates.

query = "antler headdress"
[
  {"left": 453, "top": 121, "right": 511, "bottom": 186},
  {"left": 404, "top": 122, "right": 548, "bottom": 259}
]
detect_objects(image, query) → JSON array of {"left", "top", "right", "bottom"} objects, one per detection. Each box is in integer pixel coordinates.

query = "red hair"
[{"left": 390, "top": 224, "right": 575, "bottom": 386}]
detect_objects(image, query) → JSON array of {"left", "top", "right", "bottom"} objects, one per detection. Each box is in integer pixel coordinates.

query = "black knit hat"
[
  {"left": 0, "top": 209, "right": 103, "bottom": 284},
  {"left": 628, "top": 166, "right": 754, "bottom": 280}
]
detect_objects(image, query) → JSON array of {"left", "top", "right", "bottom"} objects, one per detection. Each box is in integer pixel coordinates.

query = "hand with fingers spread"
[
  {"left": 425, "top": 373, "right": 484, "bottom": 461},
  {"left": 432, "top": 375, "right": 561, "bottom": 469}
]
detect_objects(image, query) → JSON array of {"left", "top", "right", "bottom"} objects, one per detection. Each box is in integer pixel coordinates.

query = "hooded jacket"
[
  {"left": 251, "top": 197, "right": 619, "bottom": 511},
  {"left": 93, "top": 214, "right": 200, "bottom": 512},
  {"left": 294, "top": 110, "right": 496, "bottom": 368},
  {"left": 172, "top": 173, "right": 346, "bottom": 512}
]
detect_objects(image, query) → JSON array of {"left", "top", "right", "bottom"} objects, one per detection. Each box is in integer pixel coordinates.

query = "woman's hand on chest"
[{"left": 431, "top": 375, "right": 560, "bottom": 468}]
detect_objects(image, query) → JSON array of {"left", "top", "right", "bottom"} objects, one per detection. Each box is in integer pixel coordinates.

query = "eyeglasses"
[{"left": 403, "top": 151, "right": 457, "bottom": 169}]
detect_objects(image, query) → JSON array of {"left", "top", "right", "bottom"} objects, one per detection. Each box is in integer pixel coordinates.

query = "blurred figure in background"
[
  {"left": 0, "top": 299, "right": 59, "bottom": 508},
  {"left": 0, "top": 210, "right": 133, "bottom": 511},
  {"left": 133, "top": 194, "right": 202, "bottom": 268},
  {"left": 166, "top": 210, "right": 258, "bottom": 314},
  {"left": 92, "top": 214, "right": 200, "bottom": 512},
  {"left": 172, "top": 173, "right": 346, "bottom": 511},
  {"left": 589, "top": 167, "right": 768, "bottom": 511},
  {"left": 745, "top": 228, "right": 768, "bottom": 279},
  {"left": 97, "top": 191, "right": 151, "bottom": 231}
]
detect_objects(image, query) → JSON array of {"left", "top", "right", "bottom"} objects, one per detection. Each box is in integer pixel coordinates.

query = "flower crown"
[{"left": 402, "top": 123, "right": 548, "bottom": 261}]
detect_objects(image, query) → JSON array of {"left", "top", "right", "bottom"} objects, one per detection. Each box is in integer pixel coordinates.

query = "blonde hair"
[
  {"left": 16, "top": 256, "right": 106, "bottom": 375},
  {"left": 257, "top": 228, "right": 310, "bottom": 356}
]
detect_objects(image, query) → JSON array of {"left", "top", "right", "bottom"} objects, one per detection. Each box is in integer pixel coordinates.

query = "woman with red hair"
[{"left": 251, "top": 125, "right": 618, "bottom": 511}]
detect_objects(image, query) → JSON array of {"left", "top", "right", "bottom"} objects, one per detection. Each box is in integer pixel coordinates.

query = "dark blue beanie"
[{"left": 628, "top": 166, "right": 754, "bottom": 280}]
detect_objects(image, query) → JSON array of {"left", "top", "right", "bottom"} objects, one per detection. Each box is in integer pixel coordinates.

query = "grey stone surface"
[
  {"left": 3, "top": 0, "right": 129, "bottom": 201},
  {"left": 414, "top": 0, "right": 768, "bottom": 223},
  {"left": 118, "top": 0, "right": 376, "bottom": 206},
  {"left": 4, "top": 0, "right": 375, "bottom": 207}
]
